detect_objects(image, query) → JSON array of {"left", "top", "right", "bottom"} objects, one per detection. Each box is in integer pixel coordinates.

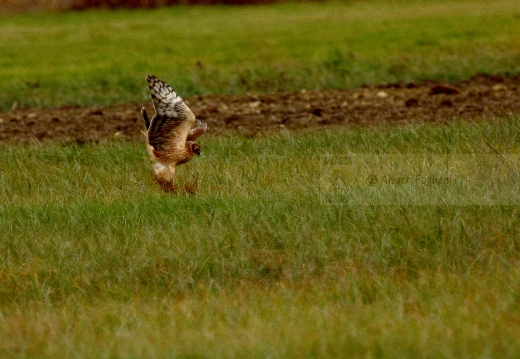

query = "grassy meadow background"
[
  {"left": 1, "top": 0, "right": 520, "bottom": 111},
  {"left": 1, "top": 0, "right": 520, "bottom": 358}
]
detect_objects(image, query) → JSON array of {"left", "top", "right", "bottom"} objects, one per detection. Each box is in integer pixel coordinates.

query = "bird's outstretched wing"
[{"left": 146, "top": 74, "right": 195, "bottom": 152}]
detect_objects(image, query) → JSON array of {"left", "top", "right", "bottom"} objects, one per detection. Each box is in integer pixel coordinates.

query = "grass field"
[
  {"left": 2, "top": 0, "right": 520, "bottom": 357},
  {"left": 1, "top": 118, "right": 520, "bottom": 357},
  {"left": 1, "top": 0, "right": 520, "bottom": 111}
]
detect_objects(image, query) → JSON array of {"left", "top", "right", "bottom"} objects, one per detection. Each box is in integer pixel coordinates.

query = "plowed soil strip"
[{"left": 1, "top": 74, "right": 519, "bottom": 143}]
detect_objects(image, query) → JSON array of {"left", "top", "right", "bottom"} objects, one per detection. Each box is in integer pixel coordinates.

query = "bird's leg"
[
  {"left": 155, "top": 178, "right": 180, "bottom": 194},
  {"left": 152, "top": 163, "right": 179, "bottom": 193}
]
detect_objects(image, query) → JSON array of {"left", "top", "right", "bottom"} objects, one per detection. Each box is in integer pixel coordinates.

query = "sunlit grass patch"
[
  {"left": 1, "top": 117, "right": 520, "bottom": 357},
  {"left": 1, "top": 0, "right": 520, "bottom": 110}
]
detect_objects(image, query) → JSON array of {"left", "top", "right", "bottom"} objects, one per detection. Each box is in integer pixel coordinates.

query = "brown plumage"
[{"left": 141, "top": 75, "right": 207, "bottom": 190}]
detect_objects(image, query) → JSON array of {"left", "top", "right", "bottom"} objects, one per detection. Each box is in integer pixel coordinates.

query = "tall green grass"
[
  {"left": 1, "top": 0, "right": 520, "bottom": 111},
  {"left": 1, "top": 118, "right": 520, "bottom": 357}
]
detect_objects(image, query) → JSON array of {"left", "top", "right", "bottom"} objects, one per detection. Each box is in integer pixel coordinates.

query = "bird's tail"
[{"left": 141, "top": 107, "right": 150, "bottom": 130}]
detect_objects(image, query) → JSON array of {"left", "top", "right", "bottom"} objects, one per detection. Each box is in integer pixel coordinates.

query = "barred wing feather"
[{"left": 146, "top": 75, "right": 195, "bottom": 151}]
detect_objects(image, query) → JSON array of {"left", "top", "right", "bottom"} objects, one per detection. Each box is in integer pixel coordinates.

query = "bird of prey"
[{"left": 141, "top": 75, "right": 207, "bottom": 191}]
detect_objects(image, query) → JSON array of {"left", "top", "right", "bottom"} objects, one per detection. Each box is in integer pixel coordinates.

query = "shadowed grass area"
[
  {"left": 1, "top": 118, "right": 519, "bottom": 357},
  {"left": 1, "top": 0, "right": 520, "bottom": 110}
]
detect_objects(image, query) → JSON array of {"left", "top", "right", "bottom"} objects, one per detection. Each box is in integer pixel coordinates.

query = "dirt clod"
[
  {"left": 404, "top": 98, "right": 418, "bottom": 107},
  {"left": 429, "top": 84, "right": 460, "bottom": 95}
]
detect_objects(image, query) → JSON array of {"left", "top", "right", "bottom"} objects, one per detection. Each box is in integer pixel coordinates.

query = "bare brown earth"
[
  {"left": 1, "top": 0, "right": 295, "bottom": 13},
  {"left": 1, "top": 74, "right": 519, "bottom": 144}
]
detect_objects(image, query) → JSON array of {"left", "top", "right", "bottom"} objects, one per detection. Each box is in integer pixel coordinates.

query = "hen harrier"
[{"left": 141, "top": 75, "right": 207, "bottom": 190}]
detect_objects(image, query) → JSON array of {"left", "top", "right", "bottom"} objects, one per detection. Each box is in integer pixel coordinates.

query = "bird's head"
[{"left": 191, "top": 143, "right": 201, "bottom": 156}]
